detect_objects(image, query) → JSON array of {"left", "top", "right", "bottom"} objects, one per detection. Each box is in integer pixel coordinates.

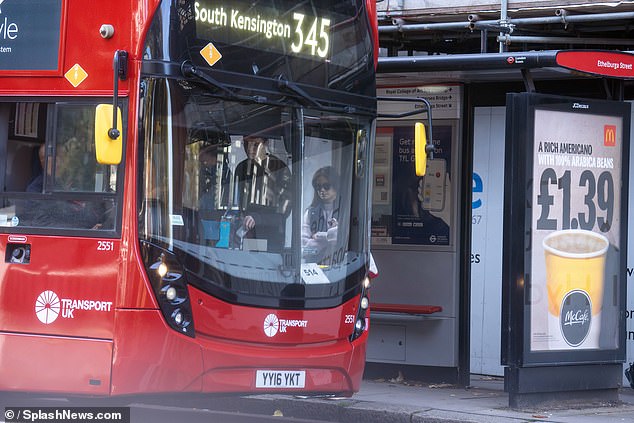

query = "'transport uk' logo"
[
  {"left": 34, "top": 290, "right": 113, "bottom": 324},
  {"left": 263, "top": 313, "right": 279, "bottom": 337},
  {"left": 35, "top": 290, "right": 61, "bottom": 324},
  {"left": 263, "top": 313, "right": 308, "bottom": 337}
]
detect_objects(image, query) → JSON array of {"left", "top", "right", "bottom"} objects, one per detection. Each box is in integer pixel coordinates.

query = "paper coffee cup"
[{"left": 543, "top": 229, "right": 608, "bottom": 348}]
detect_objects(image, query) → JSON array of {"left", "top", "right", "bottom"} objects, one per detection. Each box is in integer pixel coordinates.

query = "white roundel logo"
[
  {"left": 35, "top": 290, "right": 61, "bottom": 324},
  {"left": 263, "top": 313, "right": 279, "bottom": 337}
]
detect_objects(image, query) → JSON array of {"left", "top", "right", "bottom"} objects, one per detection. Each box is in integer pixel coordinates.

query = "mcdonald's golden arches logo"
[{"left": 604, "top": 125, "right": 616, "bottom": 147}]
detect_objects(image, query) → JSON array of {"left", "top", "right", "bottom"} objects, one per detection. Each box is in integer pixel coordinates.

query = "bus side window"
[{"left": 2, "top": 103, "right": 48, "bottom": 195}]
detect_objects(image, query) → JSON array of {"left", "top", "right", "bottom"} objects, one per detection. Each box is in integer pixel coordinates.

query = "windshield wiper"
[
  {"left": 181, "top": 62, "right": 361, "bottom": 114},
  {"left": 276, "top": 76, "right": 356, "bottom": 114},
  {"left": 181, "top": 61, "right": 268, "bottom": 104}
]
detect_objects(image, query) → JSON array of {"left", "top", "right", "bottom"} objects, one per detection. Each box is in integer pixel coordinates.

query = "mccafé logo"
[
  {"left": 560, "top": 290, "right": 592, "bottom": 347},
  {"left": 604, "top": 125, "right": 616, "bottom": 147}
]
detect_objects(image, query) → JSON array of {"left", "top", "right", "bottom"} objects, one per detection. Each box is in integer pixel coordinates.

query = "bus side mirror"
[
  {"left": 414, "top": 122, "right": 427, "bottom": 176},
  {"left": 95, "top": 104, "right": 123, "bottom": 165}
]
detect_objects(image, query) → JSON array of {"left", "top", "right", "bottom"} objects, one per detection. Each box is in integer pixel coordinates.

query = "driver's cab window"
[
  {"left": 53, "top": 105, "right": 117, "bottom": 193},
  {"left": 0, "top": 101, "right": 120, "bottom": 233}
]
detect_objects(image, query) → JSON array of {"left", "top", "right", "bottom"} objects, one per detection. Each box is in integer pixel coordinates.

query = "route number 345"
[{"left": 290, "top": 13, "right": 330, "bottom": 58}]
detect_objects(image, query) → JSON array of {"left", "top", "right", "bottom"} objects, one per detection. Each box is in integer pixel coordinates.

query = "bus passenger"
[
  {"left": 302, "top": 166, "right": 340, "bottom": 264},
  {"left": 26, "top": 144, "right": 45, "bottom": 193},
  {"left": 199, "top": 143, "right": 230, "bottom": 211},
  {"left": 16, "top": 144, "right": 45, "bottom": 225},
  {"left": 198, "top": 142, "right": 231, "bottom": 244},
  {"left": 234, "top": 135, "right": 291, "bottom": 251}
]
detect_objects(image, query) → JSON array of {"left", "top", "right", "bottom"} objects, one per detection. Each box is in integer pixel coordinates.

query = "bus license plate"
[{"left": 255, "top": 370, "right": 306, "bottom": 388}]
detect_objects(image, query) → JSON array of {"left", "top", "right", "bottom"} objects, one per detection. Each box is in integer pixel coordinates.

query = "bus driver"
[{"left": 233, "top": 135, "right": 291, "bottom": 251}]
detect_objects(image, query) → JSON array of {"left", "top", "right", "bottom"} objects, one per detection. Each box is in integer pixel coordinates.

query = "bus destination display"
[{"left": 195, "top": 1, "right": 331, "bottom": 59}]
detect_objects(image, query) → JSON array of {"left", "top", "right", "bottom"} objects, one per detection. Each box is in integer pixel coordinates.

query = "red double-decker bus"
[{"left": 0, "top": 0, "right": 378, "bottom": 396}]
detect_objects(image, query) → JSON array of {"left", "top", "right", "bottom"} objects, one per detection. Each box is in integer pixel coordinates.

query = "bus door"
[{"left": 0, "top": 101, "right": 123, "bottom": 393}]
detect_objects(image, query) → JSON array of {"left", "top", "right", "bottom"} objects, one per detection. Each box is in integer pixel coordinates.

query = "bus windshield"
[{"left": 139, "top": 79, "right": 373, "bottom": 308}]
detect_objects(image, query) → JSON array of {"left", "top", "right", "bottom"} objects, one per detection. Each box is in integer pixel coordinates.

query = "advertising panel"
[
  {"left": 0, "top": 0, "right": 62, "bottom": 72},
  {"left": 503, "top": 93, "right": 629, "bottom": 366},
  {"left": 372, "top": 84, "right": 461, "bottom": 247},
  {"left": 392, "top": 125, "right": 452, "bottom": 246},
  {"left": 371, "top": 125, "right": 453, "bottom": 246},
  {"left": 530, "top": 108, "right": 622, "bottom": 352},
  {"left": 625, "top": 103, "right": 634, "bottom": 386}
]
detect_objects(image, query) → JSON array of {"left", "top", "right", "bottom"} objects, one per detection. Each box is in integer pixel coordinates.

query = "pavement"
[
  {"left": 234, "top": 374, "right": 634, "bottom": 422},
  {"left": 3, "top": 374, "right": 634, "bottom": 422}
]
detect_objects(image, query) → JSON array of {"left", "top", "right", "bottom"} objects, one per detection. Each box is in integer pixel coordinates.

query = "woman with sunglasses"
[{"left": 302, "top": 166, "right": 341, "bottom": 264}]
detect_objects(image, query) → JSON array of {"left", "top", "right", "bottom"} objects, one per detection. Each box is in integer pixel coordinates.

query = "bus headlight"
[
  {"left": 173, "top": 309, "right": 184, "bottom": 325},
  {"left": 165, "top": 286, "right": 177, "bottom": 301},
  {"left": 350, "top": 272, "right": 372, "bottom": 341},
  {"left": 360, "top": 296, "right": 369, "bottom": 310},
  {"left": 158, "top": 261, "right": 168, "bottom": 277},
  {"left": 362, "top": 277, "right": 371, "bottom": 289},
  {"left": 141, "top": 241, "right": 195, "bottom": 338}
]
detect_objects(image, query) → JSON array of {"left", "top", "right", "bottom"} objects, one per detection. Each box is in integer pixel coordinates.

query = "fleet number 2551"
[{"left": 97, "top": 241, "right": 115, "bottom": 251}]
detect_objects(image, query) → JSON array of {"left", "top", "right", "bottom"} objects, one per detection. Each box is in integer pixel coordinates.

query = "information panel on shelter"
[{"left": 371, "top": 125, "right": 453, "bottom": 246}]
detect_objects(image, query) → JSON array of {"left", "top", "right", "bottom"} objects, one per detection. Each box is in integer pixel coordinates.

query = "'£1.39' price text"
[{"left": 536, "top": 168, "right": 614, "bottom": 232}]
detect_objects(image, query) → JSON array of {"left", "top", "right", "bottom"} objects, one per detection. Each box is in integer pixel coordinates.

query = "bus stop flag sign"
[{"left": 556, "top": 51, "right": 634, "bottom": 79}]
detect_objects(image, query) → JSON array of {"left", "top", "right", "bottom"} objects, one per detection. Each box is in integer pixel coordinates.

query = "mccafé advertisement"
[
  {"left": 530, "top": 107, "right": 622, "bottom": 352},
  {"left": 502, "top": 93, "right": 629, "bottom": 366}
]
